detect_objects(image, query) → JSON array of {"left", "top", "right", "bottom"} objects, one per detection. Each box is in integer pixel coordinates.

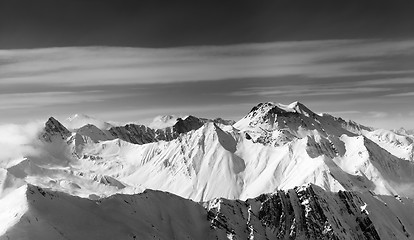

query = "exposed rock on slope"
[
  {"left": 1, "top": 184, "right": 413, "bottom": 240},
  {"left": 173, "top": 115, "right": 204, "bottom": 135},
  {"left": 109, "top": 124, "right": 172, "bottom": 144},
  {"left": 108, "top": 115, "right": 204, "bottom": 145},
  {"left": 41, "top": 117, "right": 71, "bottom": 142}
]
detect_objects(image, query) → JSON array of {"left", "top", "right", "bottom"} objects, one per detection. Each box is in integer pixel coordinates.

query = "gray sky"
[
  {"left": 1, "top": 39, "right": 414, "bottom": 129},
  {"left": 1, "top": 1, "right": 414, "bottom": 129}
]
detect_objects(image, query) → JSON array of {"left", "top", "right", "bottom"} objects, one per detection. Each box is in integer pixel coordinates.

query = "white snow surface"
[
  {"left": 1, "top": 101, "right": 414, "bottom": 239},
  {"left": 364, "top": 129, "right": 414, "bottom": 161},
  {"left": 2, "top": 101, "right": 414, "bottom": 201}
]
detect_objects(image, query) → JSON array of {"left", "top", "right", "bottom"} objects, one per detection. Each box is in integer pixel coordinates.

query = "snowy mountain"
[
  {"left": 64, "top": 113, "right": 114, "bottom": 131},
  {"left": 1, "top": 101, "right": 414, "bottom": 239},
  {"left": 393, "top": 127, "right": 414, "bottom": 137},
  {"left": 364, "top": 129, "right": 414, "bottom": 161},
  {"left": 1, "top": 184, "right": 414, "bottom": 240}
]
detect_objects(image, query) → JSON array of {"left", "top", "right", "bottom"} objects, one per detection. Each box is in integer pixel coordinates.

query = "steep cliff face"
[
  {"left": 41, "top": 117, "right": 71, "bottom": 142},
  {"left": 206, "top": 185, "right": 413, "bottom": 240}
]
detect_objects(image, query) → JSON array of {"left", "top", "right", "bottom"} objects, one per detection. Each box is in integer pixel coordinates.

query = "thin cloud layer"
[
  {"left": 0, "top": 39, "right": 413, "bottom": 129},
  {"left": 1, "top": 39, "right": 413, "bottom": 87},
  {"left": 0, "top": 122, "right": 44, "bottom": 167},
  {"left": 0, "top": 91, "right": 124, "bottom": 110}
]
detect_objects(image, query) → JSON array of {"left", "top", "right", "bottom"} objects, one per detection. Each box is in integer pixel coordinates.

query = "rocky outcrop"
[
  {"left": 109, "top": 115, "right": 205, "bottom": 145},
  {"left": 41, "top": 117, "right": 71, "bottom": 142},
  {"left": 173, "top": 115, "right": 204, "bottom": 135},
  {"left": 109, "top": 124, "right": 167, "bottom": 144},
  {"left": 206, "top": 185, "right": 386, "bottom": 240}
]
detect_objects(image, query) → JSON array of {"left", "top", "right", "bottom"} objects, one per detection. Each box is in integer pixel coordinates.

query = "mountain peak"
[
  {"left": 233, "top": 101, "right": 362, "bottom": 142},
  {"left": 45, "top": 117, "right": 68, "bottom": 132},
  {"left": 247, "top": 101, "right": 314, "bottom": 116},
  {"left": 393, "top": 127, "right": 414, "bottom": 136},
  {"left": 41, "top": 117, "right": 71, "bottom": 142},
  {"left": 64, "top": 113, "right": 113, "bottom": 130},
  {"left": 235, "top": 101, "right": 317, "bottom": 131},
  {"left": 286, "top": 101, "right": 314, "bottom": 117},
  {"left": 173, "top": 115, "right": 204, "bottom": 134}
]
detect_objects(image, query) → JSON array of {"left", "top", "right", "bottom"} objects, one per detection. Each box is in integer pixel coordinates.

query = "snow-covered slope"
[
  {"left": 364, "top": 129, "right": 414, "bottom": 161},
  {"left": 0, "top": 184, "right": 213, "bottom": 240},
  {"left": 393, "top": 127, "right": 414, "bottom": 137},
  {"left": 6, "top": 102, "right": 414, "bottom": 201},
  {"left": 101, "top": 101, "right": 412, "bottom": 201},
  {"left": 2, "top": 184, "right": 414, "bottom": 240},
  {"left": 1, "top": 101, "right": 414, "bottom": 239}
]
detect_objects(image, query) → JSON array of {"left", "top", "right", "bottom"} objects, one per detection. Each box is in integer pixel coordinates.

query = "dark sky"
[{"left": 1, "top": 0, "right": 414, "bottom": 48}]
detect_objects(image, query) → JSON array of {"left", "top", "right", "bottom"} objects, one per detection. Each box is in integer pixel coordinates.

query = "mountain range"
[{"left": 1, "top": 101, "right": 414, "bottom": 239}]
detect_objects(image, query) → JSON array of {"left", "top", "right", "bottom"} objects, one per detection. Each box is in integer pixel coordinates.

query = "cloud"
[
  {"left": 1, "top": 39, "right": 414, "bottom": 88},
  {"left": 355, "top": 78, "right": 414, "bottom": 86},
  {"left": 385, "top": 92, "right": 414, "bottom": 97},
  {"left": 230, "top": 85, "right": 391, "bottom": 97},
  {"left": 0, "top": 91, "right": 129, "bottom": 110},
  {"left": 325, "top": 111, "right": 362, "bottom": 115},
  {"left": 368, "top": 111, "right": 388, "bottom": 118},
  {"left": 0, "top": 121, "right": 44, "bottom": 167}
]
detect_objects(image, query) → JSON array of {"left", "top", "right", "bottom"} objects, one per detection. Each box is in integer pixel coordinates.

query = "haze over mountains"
[{"left": 0, "top": 101, "right": 414, "bottom": 239}]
